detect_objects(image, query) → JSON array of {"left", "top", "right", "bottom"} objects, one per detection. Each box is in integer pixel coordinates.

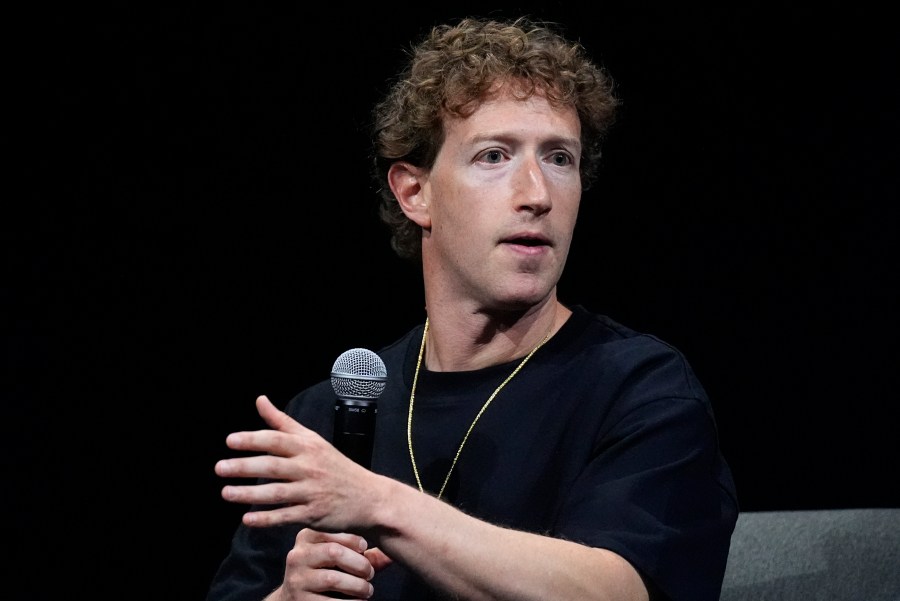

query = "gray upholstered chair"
[{"left": 720, "top": 508, "right": 900, "bottom": 600}]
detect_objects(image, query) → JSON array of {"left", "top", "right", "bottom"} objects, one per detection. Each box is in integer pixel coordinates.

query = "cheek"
[
  {"left": 431, "top": 183, "right": 487, "bottom": 231},
  {"left": 556, "top": 193, "right": 581, "bottom": 225}
]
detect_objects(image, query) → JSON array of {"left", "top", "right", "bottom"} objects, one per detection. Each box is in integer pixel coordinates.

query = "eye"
[
  {"left": 549, "top": 151, "right": 574, "bottom": 167},
  {"left": 478, "top": 149, "right": 505, "bottom": 164}
]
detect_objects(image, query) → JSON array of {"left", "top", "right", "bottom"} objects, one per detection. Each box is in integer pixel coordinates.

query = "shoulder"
[
  {"left": 559, "top": 305, "right": 710, "bottom": 404},
  {"left": 564, "top": 306, "right": 691, "bottom": 364}
]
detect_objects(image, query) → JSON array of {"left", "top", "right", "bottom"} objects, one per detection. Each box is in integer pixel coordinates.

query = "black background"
[{"left": 6, "top": 3, "right": 898, "bottom": 599}]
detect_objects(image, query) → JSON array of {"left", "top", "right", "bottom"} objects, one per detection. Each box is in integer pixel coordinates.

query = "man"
[{"left": 207, "top": 16, "right": 738, "bottom": 601}]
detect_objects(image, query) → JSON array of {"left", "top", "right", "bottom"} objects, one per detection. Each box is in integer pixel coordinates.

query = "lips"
[{"left": 501, "top": 232, "right": 551, "bottom": 247}]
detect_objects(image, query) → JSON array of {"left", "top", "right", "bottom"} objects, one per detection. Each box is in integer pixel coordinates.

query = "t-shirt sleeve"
[{"left": 554, "top": 393, "right": 738, "bottom": 601}]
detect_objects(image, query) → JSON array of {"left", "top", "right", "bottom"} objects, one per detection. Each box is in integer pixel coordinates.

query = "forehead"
[{"left": 443, "top": 88, "right": 581, "bottom": 143}]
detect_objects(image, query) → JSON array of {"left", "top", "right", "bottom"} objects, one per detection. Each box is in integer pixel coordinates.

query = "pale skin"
[{"left": 216, "top": 84, "right": 649, "bottom": 601}]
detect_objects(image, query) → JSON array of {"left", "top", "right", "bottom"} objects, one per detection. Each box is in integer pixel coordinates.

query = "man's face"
[{"left": 419, "top": 87, "right": 583, "bottom": 313}]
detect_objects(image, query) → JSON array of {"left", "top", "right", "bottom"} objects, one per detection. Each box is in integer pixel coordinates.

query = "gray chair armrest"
[{"left": 721, "top": 508, "right": 900, "bottom": 600}]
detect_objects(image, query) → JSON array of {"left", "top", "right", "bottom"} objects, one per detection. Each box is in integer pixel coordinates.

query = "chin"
[{"left": 492, "top": 290, "right": 553, "bottom": 313}]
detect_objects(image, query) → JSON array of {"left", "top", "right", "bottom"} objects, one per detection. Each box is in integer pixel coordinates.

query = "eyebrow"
[{"left": 467, "top": 132, "right": 582, "bottom": 152}]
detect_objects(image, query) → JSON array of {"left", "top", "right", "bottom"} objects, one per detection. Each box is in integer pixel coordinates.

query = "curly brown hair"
[{"left": 371, "top": 16, "right": 619, "bottom": 261}]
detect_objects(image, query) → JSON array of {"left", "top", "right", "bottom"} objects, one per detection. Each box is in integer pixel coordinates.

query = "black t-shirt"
[{"left": 207, "top": 306, "right": 739, "bottom": 601}]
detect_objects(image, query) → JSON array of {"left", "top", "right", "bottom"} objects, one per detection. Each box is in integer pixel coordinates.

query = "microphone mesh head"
[{"left": 330, "top": 348, "right": 387, "bottom": 400}]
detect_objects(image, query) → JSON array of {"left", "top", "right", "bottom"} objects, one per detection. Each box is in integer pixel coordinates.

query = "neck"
[{"left": 421, "top": 299, "right": 569, "bottom": 372}]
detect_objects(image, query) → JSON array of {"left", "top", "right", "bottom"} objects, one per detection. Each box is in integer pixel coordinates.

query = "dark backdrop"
[{"left": 6, "top": 3, "right": 898, "bottom": 599}]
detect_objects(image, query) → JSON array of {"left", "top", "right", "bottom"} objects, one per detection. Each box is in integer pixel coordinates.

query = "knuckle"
[
  {"left": 286, "top": 544, "right": 312, "bottom": 567},
  {"left": 325, "top": 542, "right": 345, "bottom": 561},
  {"left": 270, "top": 482, "right": 291, "bottom": 504},
  {"left": 321, "top": 569, "right": 341, "bottom": 588}
]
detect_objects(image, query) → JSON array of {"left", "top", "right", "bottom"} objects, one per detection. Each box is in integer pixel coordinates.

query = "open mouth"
[{"left": 505, "top": 236, "right": 549, "bottom": 247}]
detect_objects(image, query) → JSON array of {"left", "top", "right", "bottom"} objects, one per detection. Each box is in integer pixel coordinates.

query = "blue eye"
[{"left": 483, "top": 150, "right": 504, "bottom": 163}]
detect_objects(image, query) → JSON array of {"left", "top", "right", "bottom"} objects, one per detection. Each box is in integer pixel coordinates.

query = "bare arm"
[
  {"left": 368, "top": 478, "right": 647, "bottom": 601},
  {"left": 216, "top": 395, "right": 648, "bottom": 601}
]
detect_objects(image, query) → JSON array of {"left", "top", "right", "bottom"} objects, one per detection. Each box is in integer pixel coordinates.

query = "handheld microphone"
[{"left": 330, "top": 348, "right": 387, "bottom": 468}]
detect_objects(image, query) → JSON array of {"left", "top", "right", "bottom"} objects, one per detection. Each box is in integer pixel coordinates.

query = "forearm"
[
  {"left": 215, "top": 397, "right": 649, "bottom": 600},
  {"left": 368, "top": 478, "right": 649, "bottom": 601}
]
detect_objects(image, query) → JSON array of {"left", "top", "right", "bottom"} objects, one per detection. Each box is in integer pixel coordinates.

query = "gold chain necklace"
[{"left": 407, "top": 317, "right": 551, "bottom": 499}]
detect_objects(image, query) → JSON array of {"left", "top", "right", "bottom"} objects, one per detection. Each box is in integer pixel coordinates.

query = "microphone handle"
[
  {"left": 333, "top": 399, "right": 377, "bottom": 468},
  {"left": 330, "top": 399, "right": 376, "bottom": 599}
]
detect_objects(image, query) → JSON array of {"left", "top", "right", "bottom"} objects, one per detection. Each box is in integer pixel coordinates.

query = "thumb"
[
  {"left": 364, "top": 547, "right": 394, "bottom": 572},
  {"left": 255, "top": 394, "right": 304, "bottom": 434}
]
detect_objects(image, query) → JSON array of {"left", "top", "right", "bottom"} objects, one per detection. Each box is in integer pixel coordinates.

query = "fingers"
[
  {"left": 297, "top": 530, "right": 392, "bottom": 575},
  {"left": 219, "top": 396, "right": 325, "bottom": 458},
  {"left": 220, "top": 396, "right": 307, "bottom": 457},
  {"left": 280, "top": 528, "right": 375, "bottom": 599},
  {"left": 215, "top": 394, "right": 374, "bottom": 532},
  {"left": 216, "top": 427, "right": 335, "bottom": 483},
  {"left": 216, "top": 453, "right": 299, "bottom": 481},
  {"left": 363, "top": 547, "right": 394, "bottom": 572},
  {"left": 255, "top": 395, "right": 304, "bottom": 434},
  {"left": 295, "top": 529, "right": 375, "bottom": 589},
  {"left": 297, "top": 528, "right": 370, "bottom": 559}
]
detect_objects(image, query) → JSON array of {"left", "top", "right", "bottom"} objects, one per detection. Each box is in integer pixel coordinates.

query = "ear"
[{"left": 387, "top": 162, "right": 431, "bottom": 228}]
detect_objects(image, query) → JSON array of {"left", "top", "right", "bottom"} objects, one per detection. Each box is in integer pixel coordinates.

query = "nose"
[{"left": 514, "top": 157, "right": 552, "bottom": 216}]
